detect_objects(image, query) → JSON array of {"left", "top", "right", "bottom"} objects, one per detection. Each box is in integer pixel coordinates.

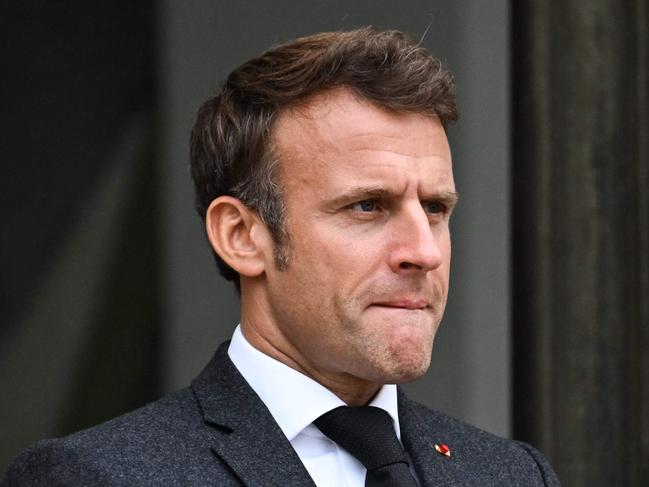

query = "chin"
[
  {"left": 387, "top": 355, "right": 432, "bottom": 384},
  {"left": 368, "top": 341, "right": 434, "bottom": 385}
]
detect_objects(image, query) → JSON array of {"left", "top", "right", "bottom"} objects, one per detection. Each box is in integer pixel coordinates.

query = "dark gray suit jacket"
[{"left": 2, "top": 342, "right": 560, "bottom": 486}]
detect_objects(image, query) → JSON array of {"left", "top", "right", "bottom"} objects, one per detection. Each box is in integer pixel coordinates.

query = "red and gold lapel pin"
[{"left": 434, "top": 443, "right": 451, "bottom": 457}]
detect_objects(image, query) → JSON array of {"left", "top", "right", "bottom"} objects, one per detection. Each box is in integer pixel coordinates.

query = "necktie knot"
[
  {"left": 314, "top": 406, "right": 406, "bottom": 469},
  {"left": 314, "top": 406, "right": 418, "bottom": 487}
]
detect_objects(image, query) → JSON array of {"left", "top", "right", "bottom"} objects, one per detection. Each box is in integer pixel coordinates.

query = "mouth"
[{"left": 370, "top": 299, "right": 429, "bottom": 310}]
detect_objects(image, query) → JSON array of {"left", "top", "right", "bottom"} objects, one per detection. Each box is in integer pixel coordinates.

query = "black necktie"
[{"left": 314, "top": 406, "right": 418, "bottom": 487}]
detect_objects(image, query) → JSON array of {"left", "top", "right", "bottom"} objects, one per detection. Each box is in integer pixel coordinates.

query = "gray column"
[{"left": 512, "top": 0, "right": 649, "bottom": 485}]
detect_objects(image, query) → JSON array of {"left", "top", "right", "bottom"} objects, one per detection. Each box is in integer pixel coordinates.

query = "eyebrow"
[
  {"left": 431, "top": 191, "right": 460, "bottom": 208},
  {"left": 330, "top": 186, "right": 393, "bottom": 206},
  {"left": 330, "top": 185, "right": 460, "bottom": 208}
]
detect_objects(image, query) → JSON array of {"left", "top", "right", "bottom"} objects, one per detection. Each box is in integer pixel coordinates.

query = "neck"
[{"left": 239, "top": 311, "right": 381, "bottom": 406}]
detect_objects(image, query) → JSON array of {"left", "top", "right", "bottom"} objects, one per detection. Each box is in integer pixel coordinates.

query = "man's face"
[{"left": 261, "top": 88, "right": 456, "bottom": 389}]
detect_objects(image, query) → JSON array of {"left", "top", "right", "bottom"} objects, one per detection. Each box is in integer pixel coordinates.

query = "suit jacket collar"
[
  {"left": 191, "top": 342, "right": 467, "bottom": 487},
  {"left": 191, "top": 342, "right": 316, "bottom": 487}
]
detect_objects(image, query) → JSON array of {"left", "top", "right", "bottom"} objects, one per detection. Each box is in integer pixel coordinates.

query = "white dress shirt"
[{"left": 227, "top": 325, "right": 405, "bottom": 487}]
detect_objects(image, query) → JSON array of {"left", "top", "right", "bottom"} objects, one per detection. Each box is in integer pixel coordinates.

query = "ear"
[{"left": 205, "top": 196, "right": 272, "bottom": 278}]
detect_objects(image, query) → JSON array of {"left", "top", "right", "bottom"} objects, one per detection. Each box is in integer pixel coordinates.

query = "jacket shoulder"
[
  {"left": 399, "top": 395, "right": 560, "bottom": 486},
  {"left": 1, "top": 388, "right": 237, "bottom": 487}
]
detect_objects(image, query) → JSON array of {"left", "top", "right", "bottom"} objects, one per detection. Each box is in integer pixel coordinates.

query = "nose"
[{"left": 388, "top": 205, "right": 444, "bottom": 273}]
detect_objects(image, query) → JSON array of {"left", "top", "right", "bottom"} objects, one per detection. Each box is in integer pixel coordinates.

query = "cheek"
[
  {"left": 305, "top": 228, "right": 383, "bottom": 279},
  {"left": 437, "top": 230, "right": 452, "bottom": 271}
]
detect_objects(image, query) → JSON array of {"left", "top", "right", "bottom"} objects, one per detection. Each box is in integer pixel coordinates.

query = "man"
[{"left": 2, "top": 27, "right": 559, "bottom": 486}]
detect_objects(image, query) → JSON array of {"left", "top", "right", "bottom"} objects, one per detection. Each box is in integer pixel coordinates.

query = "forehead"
[
  {"left": 273, "top": 88, "right": 449, "bottom": 159},
  {"left": 266, "top": 89, "right": 455, "bottom": 208},
  {"left": 271, "top": 87, "right": 453, "bottom": 196}
]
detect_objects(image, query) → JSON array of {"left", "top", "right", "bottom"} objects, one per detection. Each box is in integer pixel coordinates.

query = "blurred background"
[{"left": 1, "top": 1, "right": 647, "bottom": 485}]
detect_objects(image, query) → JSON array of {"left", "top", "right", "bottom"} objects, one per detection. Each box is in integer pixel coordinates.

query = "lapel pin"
[{"left": 434, "top": 443, "right": 451, "bottom": 457}]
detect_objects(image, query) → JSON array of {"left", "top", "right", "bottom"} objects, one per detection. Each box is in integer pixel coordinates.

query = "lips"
[{"left": 371, "top": 299, "right": 429, "bottom": 310}]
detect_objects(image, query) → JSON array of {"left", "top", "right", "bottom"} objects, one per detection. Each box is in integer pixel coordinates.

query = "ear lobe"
[{"left": 205, "top": 196, "right": 270, "bottom": 278}]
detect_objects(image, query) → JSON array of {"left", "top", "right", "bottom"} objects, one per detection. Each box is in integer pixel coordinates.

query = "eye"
[
  {"left": 424, "top": 201, "right": 447, "bottom": 215},
  {"left": 351, "top": 199, "right": 378, "bottom": 212}
]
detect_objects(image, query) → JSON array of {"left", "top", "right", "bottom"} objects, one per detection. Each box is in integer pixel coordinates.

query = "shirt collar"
[{"left": 228, "top": 325, "right": 401, "bottom": 441}]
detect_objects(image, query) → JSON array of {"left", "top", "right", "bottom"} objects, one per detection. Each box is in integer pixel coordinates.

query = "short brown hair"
[{"left": 190, "top": 26, "right": 457, "bottom": 286}]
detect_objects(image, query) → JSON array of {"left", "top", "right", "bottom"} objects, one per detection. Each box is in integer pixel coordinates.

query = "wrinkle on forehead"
[{"left": 272, "top": 87, "right": 452, "bottom": 183}]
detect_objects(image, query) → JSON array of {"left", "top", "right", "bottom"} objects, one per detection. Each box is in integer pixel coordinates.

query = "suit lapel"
[
  {"left": 398, "top": 389, "right": 466, "bottom": 487},
  {"left": 192, "top": 343, "right": 316, "bottom": 487}
]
